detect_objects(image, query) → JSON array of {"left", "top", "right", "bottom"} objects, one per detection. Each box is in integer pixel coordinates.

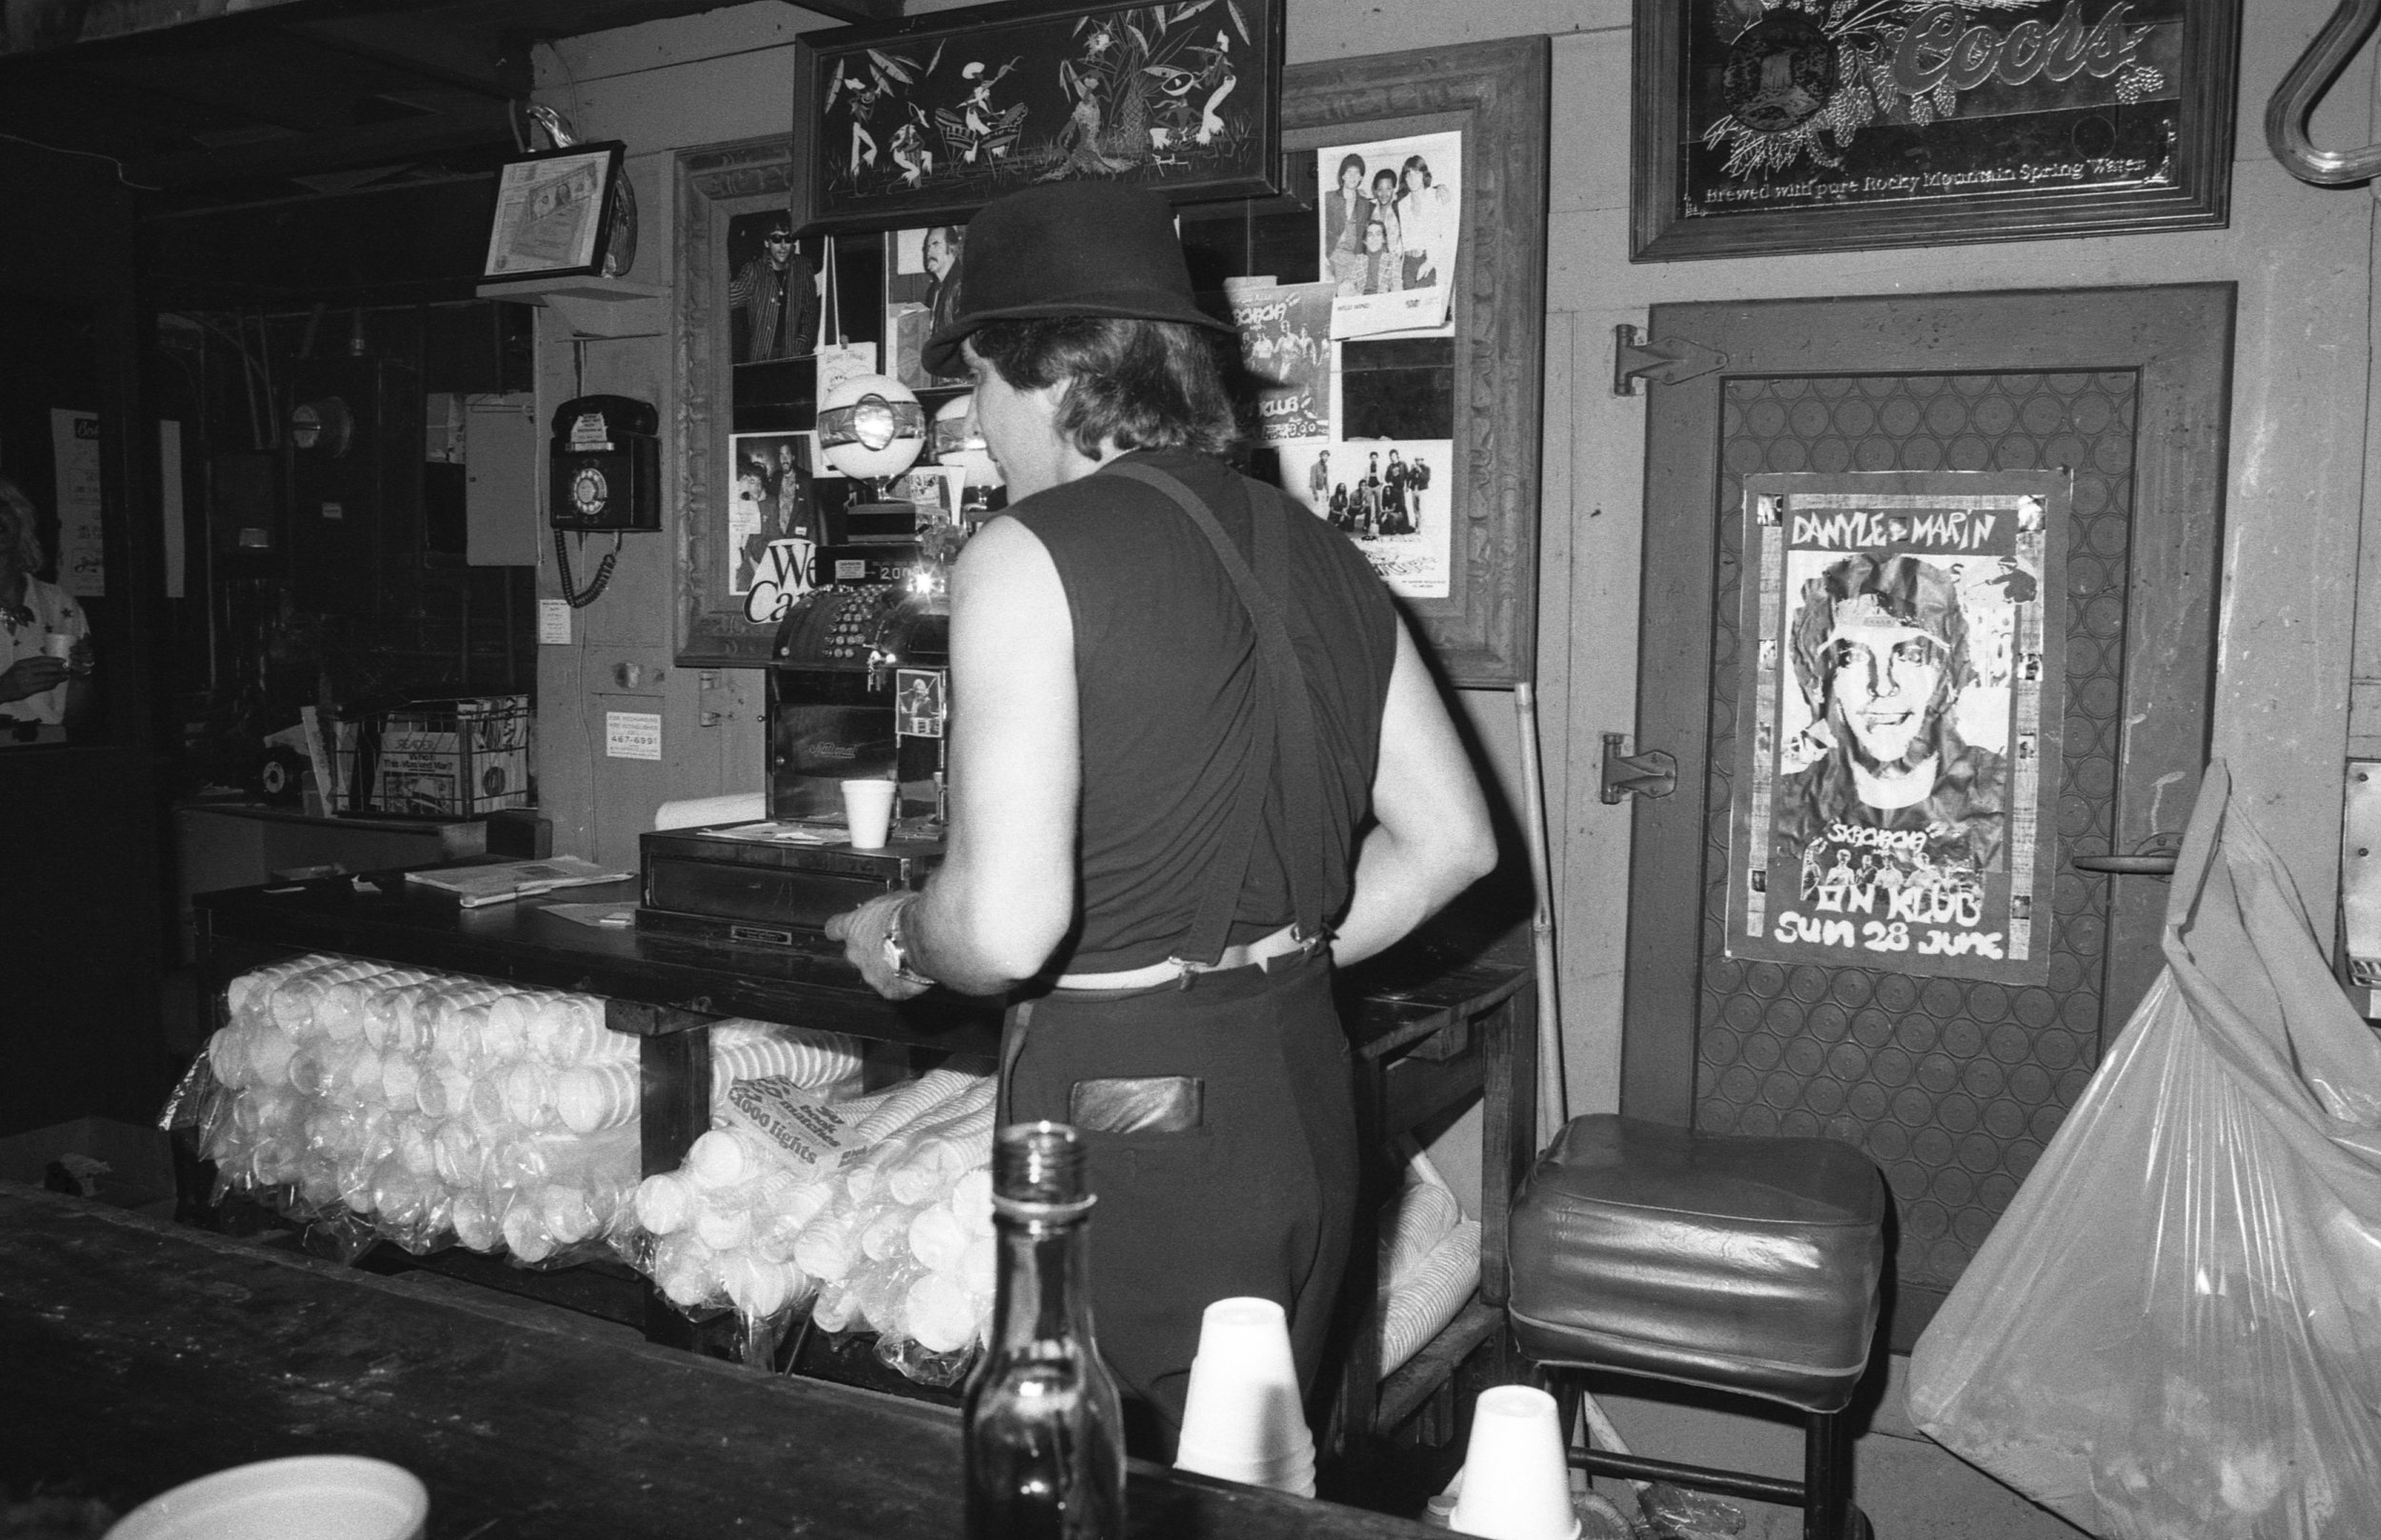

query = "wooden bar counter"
[
  {"left": 0, "top": 1185, "right": 1437, "bottom": 1539},
  {"left": 185, "top": 866, "right": 1535, "bottom": 1465}
]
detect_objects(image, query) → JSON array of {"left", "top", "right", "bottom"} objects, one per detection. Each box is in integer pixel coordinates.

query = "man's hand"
[
  {"left": 0, "top": 656, "right": 68, "bottom": 704},
  {"left": 824, "top": 892, "right": 932, "bottom": 1001}
]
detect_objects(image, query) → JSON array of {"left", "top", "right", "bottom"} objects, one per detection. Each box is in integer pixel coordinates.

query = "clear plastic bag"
[{"left": 1910, "top": 762, "right": 2381, "bottom": 1539}]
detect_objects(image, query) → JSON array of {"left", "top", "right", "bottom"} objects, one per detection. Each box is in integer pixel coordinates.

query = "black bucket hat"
[{"left": 922, "top": 181, "right": 1230, "bottom": 379}]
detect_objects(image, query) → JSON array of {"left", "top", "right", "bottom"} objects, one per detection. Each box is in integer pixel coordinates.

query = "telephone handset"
[{"left": 550, "top": 394, "right": 660, "bottom": 607}]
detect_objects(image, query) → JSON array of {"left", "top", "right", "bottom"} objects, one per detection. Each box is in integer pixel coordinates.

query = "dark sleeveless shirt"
[{"left": 1007, "top": 449, "right": 1398, "bottom": 972}]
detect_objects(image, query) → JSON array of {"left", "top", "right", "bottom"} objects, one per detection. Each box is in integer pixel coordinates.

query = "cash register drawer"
[{"left": 642, "top": 857, "right": 890, "bottom": 947}]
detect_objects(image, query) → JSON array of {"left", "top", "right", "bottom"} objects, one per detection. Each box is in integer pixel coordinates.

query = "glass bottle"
[{"left": 964, "top": 1121, "right": 1126, "bottom": 1540}]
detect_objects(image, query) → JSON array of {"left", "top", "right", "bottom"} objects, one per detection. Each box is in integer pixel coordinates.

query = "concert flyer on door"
[{"left": 1725, "top": 470, "right": 2068, "bottom": 984}]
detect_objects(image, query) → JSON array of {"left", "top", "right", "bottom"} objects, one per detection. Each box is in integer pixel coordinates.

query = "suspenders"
[{"left": 1101, "top": 461, "right": 1330, "bottom": 968}]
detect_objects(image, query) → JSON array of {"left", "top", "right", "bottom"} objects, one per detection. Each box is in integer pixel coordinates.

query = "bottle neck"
[{"left": 989, "top": 1211, "right": 1097, "bottom": 1353}]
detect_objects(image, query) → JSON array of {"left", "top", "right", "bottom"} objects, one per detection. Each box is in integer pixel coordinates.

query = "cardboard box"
[
  {"left": 343, "top": 693, "right": 532, "bottom": 817},
  {"left": 0, "top": 1116, "right": 178, "bottom": 1218}
]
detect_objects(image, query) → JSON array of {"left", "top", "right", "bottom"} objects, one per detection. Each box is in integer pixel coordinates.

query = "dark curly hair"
[{"left": 963, "top": 315, "right": 1241, "bottom": 461}]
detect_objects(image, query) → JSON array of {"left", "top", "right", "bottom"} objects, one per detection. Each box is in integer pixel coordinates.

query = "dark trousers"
[{"left": 999, "top": 950, "right": 1358, "bottom": 1461}]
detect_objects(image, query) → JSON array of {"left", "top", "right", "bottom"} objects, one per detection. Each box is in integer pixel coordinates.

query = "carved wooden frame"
[
  {"left": 675, "top": 38, "right": 1551, "bottom": 680},
  {"left": 1286, "top": 37, "right": 1549, "bottom": 686},
  {"left": 1631, "top": 0, "right": 2241, "bottom": 261},
  {"left": 674, "top": 134, "right": 799, "bottom": 668}
]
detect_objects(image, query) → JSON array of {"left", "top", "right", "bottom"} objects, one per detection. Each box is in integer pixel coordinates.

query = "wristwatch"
[{"left": 881, "top": 893, "right": 933, "bottom": 988}]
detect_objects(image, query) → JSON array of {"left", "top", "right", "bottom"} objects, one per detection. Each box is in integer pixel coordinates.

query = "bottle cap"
[{"left": 991, "top": 1120, "right": 1094, "bottom": 1219}]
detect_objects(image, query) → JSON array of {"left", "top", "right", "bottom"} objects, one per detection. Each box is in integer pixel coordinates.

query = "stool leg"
[
  {"left": 1803, "top": 1409, "right": 1854, "bottom": 1540},
  {"left": 1550, "top": 1375, "right": 1583, "bottom": 1459}
]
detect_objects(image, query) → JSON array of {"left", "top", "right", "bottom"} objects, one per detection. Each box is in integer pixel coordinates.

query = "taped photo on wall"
[
  {"left": 1274, "top": 437, "right": 1452, "bottom": 599},
  {"left": 1315, "top": 129, "right": 1459, "bottom": 340}
]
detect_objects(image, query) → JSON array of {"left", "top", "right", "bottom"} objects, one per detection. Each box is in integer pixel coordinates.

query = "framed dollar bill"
[{"left": 1631, "top": 0, "right": 2241, "bottom": 261}]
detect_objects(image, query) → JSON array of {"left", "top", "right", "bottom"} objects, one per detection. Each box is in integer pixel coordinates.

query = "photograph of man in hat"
[
  {"left": 728, "top": 218, "right": 820, "bottom": 363},
  {"left": 824, "top": 182, "right": 1495, "bottom": 1458},
  {"left": 1770, "top": 551, "right": 2009, "bottom": 880}
]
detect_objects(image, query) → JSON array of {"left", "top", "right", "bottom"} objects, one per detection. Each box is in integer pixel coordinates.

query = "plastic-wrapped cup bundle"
[
  {"left": 905, "top": 1270, "right": 977, "bottom": 1353},
  {"left": 555, "top": 1062, "right": 639, "bottom": 1134}
]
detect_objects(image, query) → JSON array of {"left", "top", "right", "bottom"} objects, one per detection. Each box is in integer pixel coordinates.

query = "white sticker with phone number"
[{"left": 604, "top": 711, "right": 662, "bottom": 761}]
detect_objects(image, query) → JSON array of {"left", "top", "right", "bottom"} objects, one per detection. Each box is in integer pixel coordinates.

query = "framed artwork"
[
  {"left": 676, "top": 136, "right": 806, "bottom": 666},
  {"left": 1724, "top": 470, "right": 2068, "bottom": 983},
  {"left": 482, "top": 144, "right": 628, "bottom": 282},
  {"left": 676, "top": 141, "right": 979, "bottom": 665},
  {"left": 1631, "top": 0, "right": 2240, "bottom": 261},
  {"left": 792, "top": 0, "right": 1284, "bottom": 234},
  {"left": 1225, "top": 35, "right": 1549, "bottom": 687},
  {"left": 679, "top": 37, "right": 1549, "bottom": 684}
]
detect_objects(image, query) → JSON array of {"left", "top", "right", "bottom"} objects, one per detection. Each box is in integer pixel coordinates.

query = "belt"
[{"left": 1053, "top": 923, "right": 1318, "bottom": 991}]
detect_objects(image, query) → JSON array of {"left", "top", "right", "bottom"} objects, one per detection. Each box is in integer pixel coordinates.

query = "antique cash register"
[{"left": 636, "top": 372, "right": 965, "bottom": 953}]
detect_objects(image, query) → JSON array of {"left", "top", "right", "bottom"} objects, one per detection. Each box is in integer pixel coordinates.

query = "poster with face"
[
  {"left": 888, "top": 223, "right": 969, "bottom": 390},
  {"left": 725, "top": 212, "right": 824, "bottom": 365},
  {"left": 1273, "top": 437, "right": 1453, "bottom": 599},
  {"left": 730, "top": 430, "right": 815, "bottom": 616},
  {"left": 1315, "top": 129, "right": 1460, "bottom": 340},
  {"left": 1727, "top": 470, "right": 2067, "bottom": 983}
]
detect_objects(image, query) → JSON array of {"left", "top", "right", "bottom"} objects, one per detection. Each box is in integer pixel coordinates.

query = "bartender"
[{"left": 826, "top": 183, "right": 1495, "bottom": 1456}]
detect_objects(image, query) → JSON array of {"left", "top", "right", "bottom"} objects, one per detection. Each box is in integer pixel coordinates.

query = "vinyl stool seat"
[{"left": 1505, "top": 1114, "right": 1887, "bottom": 1540}]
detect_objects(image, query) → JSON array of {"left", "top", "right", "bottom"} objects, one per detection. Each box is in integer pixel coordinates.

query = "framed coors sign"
[{"left": 1631, "top": 0, "right": 2240, "bottom": 260}]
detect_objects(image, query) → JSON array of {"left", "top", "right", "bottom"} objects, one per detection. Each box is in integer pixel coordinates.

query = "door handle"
[
  {"left": 2267, "top": 0, "right": 2381, "bottom": 185},
  {"left": 2070, "top": 832, "right": 2181, "bottom": 877},
  {"left": 1601, "top": 733, "right": 1677, "bottom": 804}
]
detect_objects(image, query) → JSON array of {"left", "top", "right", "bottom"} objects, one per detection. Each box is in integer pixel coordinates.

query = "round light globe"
[
  {"left": 817, "top": 371, "right": 926, "bottom": 481},
  {"left": 932, "top": 392, "right": 1005, "bottom": 490}
]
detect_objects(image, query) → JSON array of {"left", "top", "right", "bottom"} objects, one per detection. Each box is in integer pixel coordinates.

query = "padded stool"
[{"left": 1505, "top": 1114, "right": 1887, "bottom": 1540}]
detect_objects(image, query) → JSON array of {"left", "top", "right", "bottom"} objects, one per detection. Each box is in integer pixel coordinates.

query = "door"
[
  {"left": 1623, "top": 284, "right": 2231, "bottom": 1342},
  {"left": 0, "top": 288, "right": 167, "bottom": 1136}
]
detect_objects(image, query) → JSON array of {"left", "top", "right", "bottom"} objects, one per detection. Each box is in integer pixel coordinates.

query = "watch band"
[{"left": 882, "top": 892, "right": 933, "bottom": 988}]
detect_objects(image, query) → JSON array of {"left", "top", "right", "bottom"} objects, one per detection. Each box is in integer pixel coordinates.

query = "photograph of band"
[
  {"left": 1273, "top": 437, "right": 1452, "bottom": 599},
  {"left": 1727, "top": 472, "right": 2065, "bottom": 983},
  {"left": 1314, "top": 129, "right": 1459, "bottom": 340}
]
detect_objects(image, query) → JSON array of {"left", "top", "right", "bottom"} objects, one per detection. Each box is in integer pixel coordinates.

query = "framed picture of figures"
[
  {"left": 676, "top": 137, "right": 802, "bottom": 666},
  {"left": 674, "top": 136, "right": 1000, "bottom": 666},
  {"left": 1631, "top": 0, "right": 2241, "bottom": 260},
  {"left": 1183, "top": 35, "right": 1549, "bottom": 687},
  {"left": 793, "top": 0, "right": 1284, "bottom": 235},
  {"left": 1723, "top": 470, "right": 2068, "bottom": 982}
]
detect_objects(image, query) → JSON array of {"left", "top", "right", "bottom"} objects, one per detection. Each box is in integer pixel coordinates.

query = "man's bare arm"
[{"left": 1329, "top": 619, "right": 1497, "bottom": 968}]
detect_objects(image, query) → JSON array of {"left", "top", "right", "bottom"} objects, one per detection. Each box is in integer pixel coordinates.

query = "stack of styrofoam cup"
[
  {"left": 1172, "top": 1296, "right": 1317, "bottom": 1497},
  {"left": 1448, "top": 1385, "right": 1581, "bottom": 1540}
]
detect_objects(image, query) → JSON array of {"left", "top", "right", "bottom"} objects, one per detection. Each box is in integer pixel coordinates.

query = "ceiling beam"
[
  {"left": 780, "top": 0, "right": 908, "bottom": 28},
  {"left": 279, "top": 14, "right": 512, "bottom": 99},
  {"left": 130, "top": 104, "right": 514, "bottom": 189},
  {"left": 0, "top": 0, "right": 311, "bottom": 57}
]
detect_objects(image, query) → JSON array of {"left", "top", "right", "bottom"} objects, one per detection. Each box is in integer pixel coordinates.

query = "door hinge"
[
  {"left": 1613, "top": 324, "right": 1728, "bottom": 395},
  {"left": 1601, "top": 732, "right": 1677, "bottom": 804}
]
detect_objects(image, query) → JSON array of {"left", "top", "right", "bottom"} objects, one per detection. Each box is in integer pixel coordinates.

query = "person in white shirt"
[
  {"left": 0, "top": 476, "right": 90, "bottom": 741},
  {"left": 1394, "top": 153, "right": 1455, "bottom": 290}
]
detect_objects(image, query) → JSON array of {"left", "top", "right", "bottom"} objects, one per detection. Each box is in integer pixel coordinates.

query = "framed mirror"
[
  {"left": 1193, "top": 35, "right": 1551, "bottom": 687},
  {"left": 677, "top": 36, "right": 1548, "bottom": 685},
  {"left": 675, "top": 135, "right": 799, "bottom": 668}
]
